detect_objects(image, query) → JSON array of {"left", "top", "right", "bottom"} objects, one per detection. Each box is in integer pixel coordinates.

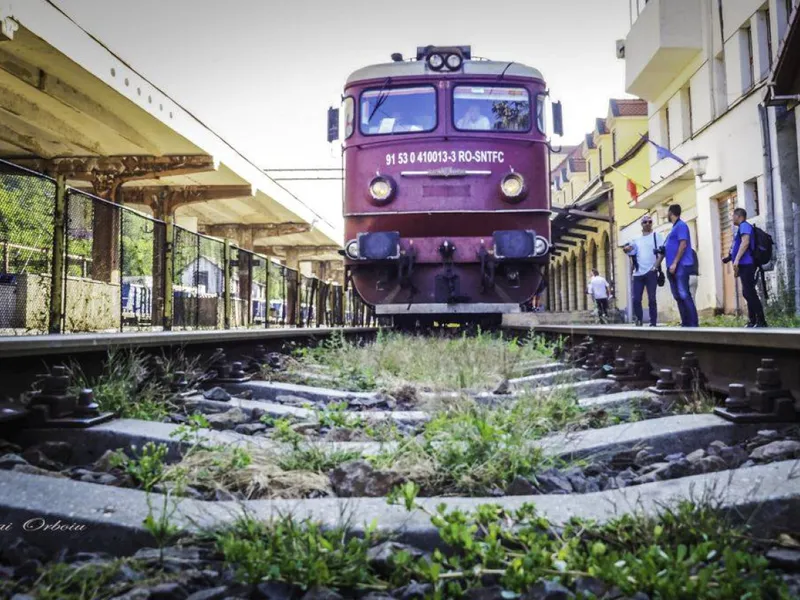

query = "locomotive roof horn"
[{"left": 416, "top": 45, "right": 472, "bottom": 62}]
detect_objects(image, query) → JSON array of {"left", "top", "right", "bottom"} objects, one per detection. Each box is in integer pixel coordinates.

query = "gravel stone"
[
  {"left": 634, "top": 450, "right": 665, "bottom": 468},
  {"left": 187, "top": 588, "right": 230, "bottom": 600},
  {"left": 534, "top": 470, "right": 573, "bottom": 494},
  {"left": 767, "top": 547, "right": 800, "bottom": 571},
  {"left": 367, "top": 541, "right": 425, "bottom": 573},
  {"left": 93, "top": 449, "right": 120, "bottom": 473},
  {"left": 464, "top": 586, "right": 507, "bottom": 600},
  {"left": 706, "top": 440, "right": 729, "bottom": 455},
  {"left": 330, "top": 460, "right": 404, "bottom": 497},
  {"left": 72, "top": 468, "right": 118, "bottom": 485},
  {"left": 609, "top": 449, "right": 638, "bottom": 469},
  {"left": 750, "top": 440, "right": 800, "bottom": 462},
  {"left": 690, "top": 455, "right": 728, "bottom": 475},
  {"left": 394, "top": 582, "right": 432, "bottom": 600},
  {"left": 506, "top": 476, "right": 538, "bottom": 496},
  {"left": 716, "top": 445, "right": 749, "bottom": 468},
  {"left": 206, "top": 408, "right": 249, "bottom": 430},
  {"left": 301, "top": 588, "right": 344, "bottom": 600},
  {"left": 569, "top": 474, "right": 600, "bottom": 494},
  {"left": 685, "top": 449, "right": 706, "bottom": 463},
  {"left": 13, "top": 464, "right": 67, "bottom": 478},
  {"left": 203, "top": 387, "right": 232, "bottom": 402},
  {"left": 233, "top": 423, "right": 267, "bottom": 436},
  {"left": 0, "top": 453, "right": 28, "bottom": 470},
  {"left": 30, "top": 441, "right": 73, "bottom": 463},
  {"left": 255, "top": 581, "right": 299, "bottom": 599},
  {"left": 574, "top": 576, "right": 608, "bottom": 598},
  {"left": 664, "top": 452, "right": 685, "bottom": 462},
  {"left": 149, "top": 582, "right": 187, "bottom": 599},
  {"left": 133, "top": 547, "right": 204, "bottom": 568},
  {"left": 524, "top": 579, "right": 575, "bottom": 599}
]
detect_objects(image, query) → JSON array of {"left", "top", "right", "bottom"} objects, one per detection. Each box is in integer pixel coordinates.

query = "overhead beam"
[
  {"left": 0, "top": 83, "right": 104, "bottom": 156},
  {"left": 0, "top": 46, "right": 161, "bottom": 154},
  {"left": 12, "top": 155, "right": 216, "bottom": 198},
  {"left": 563, "top": 224, "right": 599, "bottom": 233},
  {"left": 202, "top": 222, "right": 311, "bottom": 240},
  {"left": 255, "top": 245, "right": 341, "bottom": 259},
  {"left": 562, "top": 232, "right": 588, "bottom": 241},
  {"left": 121, "top": 184, "right": 253, "bottom": 214},
  {"left": 554, "top": 240, "right": 577, "bottom": 247}
]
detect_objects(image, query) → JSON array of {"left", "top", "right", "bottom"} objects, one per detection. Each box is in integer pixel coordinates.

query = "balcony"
[{"left": 625, "top": 0, "right": 703, "bottom": 101}]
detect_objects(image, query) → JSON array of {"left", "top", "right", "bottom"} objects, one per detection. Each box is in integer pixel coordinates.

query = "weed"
[
  {"left": 215, "top": 515, "right": 380, "bottom": 589},
  {"left": 278, "top": 445, "right": 363, "bottom": 474},
  {"left": 282, "top": 329, "right": 553, "bottom": 392},
  {"left": 110, "top": 442, "right": 169, "bottom": 492},
  {"left": 142, "top": 489, "right": 183, "bottom": 562},
  {"left": 316, "top": 402, "right": 365, "bottom": 429}
]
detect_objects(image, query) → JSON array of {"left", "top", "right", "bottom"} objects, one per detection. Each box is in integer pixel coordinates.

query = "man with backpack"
[
  {"left": 665, "top": 204, "right": 699, "bottom": 327},
  {"left": 725, "top": 208, "right": 767, "bottom": 328}
]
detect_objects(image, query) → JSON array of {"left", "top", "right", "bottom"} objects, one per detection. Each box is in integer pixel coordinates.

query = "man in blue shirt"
[
  {"left": 623, "top": 214, "right": 665, "bottom": 326},
  {"left": 727, "top": 207, "right": 767, "bottom": 327},
  {"left": 664, "top": 204, "right": 699, "bottom": 327}
]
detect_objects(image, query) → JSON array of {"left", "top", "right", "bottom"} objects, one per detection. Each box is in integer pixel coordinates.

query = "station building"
[
  {"left": 548, "top": 99, "right": 650, "bottom": 320},
  {"left": 622, "top": 0, "right": 800, "bottom": 318}
]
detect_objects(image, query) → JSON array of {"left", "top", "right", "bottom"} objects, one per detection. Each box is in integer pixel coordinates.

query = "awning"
[
  {"left": 628, "top": 163, "right": 694, "bottom": 210},
  {"left": 769, "top": 3, "right": 800, "bottom": 96}
]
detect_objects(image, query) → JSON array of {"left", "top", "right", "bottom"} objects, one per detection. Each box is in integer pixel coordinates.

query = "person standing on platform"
[
  {"left": 726, "top": 207, "right": 767, "bottom": 328},
  {"left": 587, "top": 268, "right": 610, "bottom": 324},
  {"left": 623, "top": 214, "right": 665, "bottom": 327},
  {"left": 664, "top": 204, "right": 699, "bottom": 327}
]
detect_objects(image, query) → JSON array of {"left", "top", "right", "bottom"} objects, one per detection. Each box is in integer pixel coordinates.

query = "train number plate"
[{"left": 385, "top": 150, "right": 505, "bottom": 166}]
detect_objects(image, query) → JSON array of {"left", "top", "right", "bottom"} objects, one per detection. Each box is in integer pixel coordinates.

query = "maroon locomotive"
[{"left": 331, "top": 45, "right": 562, "bottom": 325}]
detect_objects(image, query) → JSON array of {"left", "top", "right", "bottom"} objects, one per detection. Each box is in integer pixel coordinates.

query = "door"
[{"left": 717, "top": 193, "right": 742, "bottom": 315}]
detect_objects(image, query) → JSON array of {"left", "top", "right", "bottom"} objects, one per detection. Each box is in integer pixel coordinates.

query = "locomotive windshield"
[
  {"left": 360, "top": 86, "right": 436, "bottom": 135},
  {"left": 453, "top": 86, "right": 531, "bottom": 132}
]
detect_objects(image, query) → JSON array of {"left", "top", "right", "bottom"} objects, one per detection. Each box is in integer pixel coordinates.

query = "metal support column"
[
  {"left": 48, "top": 174, "right": 67, "bottom": 334},
  {"left": 223, "top": 239, "right": 232, "bottom": 329},
  {"left": 163, "top": 218, "right": 174, "bottom": 331}
]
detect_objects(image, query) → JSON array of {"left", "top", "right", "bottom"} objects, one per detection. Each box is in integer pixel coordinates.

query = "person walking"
[
  {"left": 623, "top": 214, "right": 665, "bottom": 327},
  {"left": 726, "top": 207, "right": 767, "bottom": 327},
  {"left": 664, "top": 204, "right": 699, "bottom": 327},
  {"left": 587, "top": 268, "right": 610, "bottom": 323}
]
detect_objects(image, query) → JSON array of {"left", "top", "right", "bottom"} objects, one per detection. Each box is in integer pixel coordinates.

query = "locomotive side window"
[
  {"left": 360, "top": 86, "right": 436, "bottom": 135},
  {"left": 343, "top": 96, "right": 355, "bottom": 139},
  {"left": 536, "top": 94, "right": 546, "bottom": 134},
  {"left": 453, "top": 86, "right": 531, "bottom": 132}
]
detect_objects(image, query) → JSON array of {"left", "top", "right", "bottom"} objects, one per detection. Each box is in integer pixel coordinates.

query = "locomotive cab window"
[
  {"left": 453, "top": 86, "right": 531, "bottom": 132},
  {"left": 343, "top": 96, "right": 355, "bottom": 139},
  {"left": 360, "top": 86, "right": 436, "bottom": 135}
]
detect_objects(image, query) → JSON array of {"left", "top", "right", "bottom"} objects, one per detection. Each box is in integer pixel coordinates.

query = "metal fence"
[{"left": 0, "top": 159, "right": 374, "bottom": 335}]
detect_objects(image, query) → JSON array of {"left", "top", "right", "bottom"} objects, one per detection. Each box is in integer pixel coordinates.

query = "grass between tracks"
[
  {"left": 274, "top": 328, "right": 556, "bottom": 392},
  {"left": 4, "top": 499, "right": 791, "bottom": 599}
]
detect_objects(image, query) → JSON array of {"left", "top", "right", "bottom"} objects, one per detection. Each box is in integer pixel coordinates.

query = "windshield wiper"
[{"left": 367, "top": 77, "right": 392, "bottom": 124}]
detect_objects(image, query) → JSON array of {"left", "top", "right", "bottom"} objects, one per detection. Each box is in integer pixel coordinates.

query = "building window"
[
  {"left": 714, "top": 52, "right": 728, "bottom": 114},
  {"left": 587, "top": 160, "right": 592, "bottom": 180},
  {"left": 680, "top": 85, "right": 693, "bottom": 140},
  {"left": 194, "top": 271, "right": 209, "bottom": 289},
  {"left": 788, "top": 0, "right": 794, "bottom": 23},
  {"left": 612, "top": 132, "right": 617, "bottom": 162},
  {"left": 598, "top": 147, "right": 604, "bottom": 170},
  {"left": 663, "top": 107, "right": 672, "bottom": 150},
  {"left": 744, "top": 26, "right": 755, "bottom": 90},
  {"left": 765, "top": 9, "right": 773, "bottom": 68},
  {"left": 745, "top": 178, "right": 761, "bottom": 216}
]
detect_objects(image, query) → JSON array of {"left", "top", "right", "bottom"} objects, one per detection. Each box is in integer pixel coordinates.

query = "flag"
[
  {"left": 627, "top": 178, "right": 639, "bottom": 202},
  {"left": 648, "top": 139, "right": 687, "bottom": 166},
  {"left": 610, "top": 165, "right": 649, "bottom": 191}
]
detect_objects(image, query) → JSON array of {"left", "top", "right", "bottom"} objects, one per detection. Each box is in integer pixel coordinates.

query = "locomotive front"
[{"left": 336, "top": 45, "right": 561, "bottom": 323}]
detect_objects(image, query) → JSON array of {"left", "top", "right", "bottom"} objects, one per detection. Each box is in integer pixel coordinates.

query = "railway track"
[{"left": 1, "top": 324, "right": 799, "bottom": 598}]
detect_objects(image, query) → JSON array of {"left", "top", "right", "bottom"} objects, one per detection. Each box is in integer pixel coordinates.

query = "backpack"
[{"left": 750, "top": 224, "right": 774, "bottom": 267}]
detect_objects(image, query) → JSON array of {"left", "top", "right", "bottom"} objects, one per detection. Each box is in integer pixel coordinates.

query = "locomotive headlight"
[
  {"left": 345, "top": 239, "right": 359, "bottom": 260},
  {"left": 445, "top": 53, "right": 463, "bottom": 70},
  {"left": 427, "top": 53, "right": 445, "bottom": 71},
  {"left": 369, "top": 175, "right": 395, "bottom": 203},
  {"left": 534, "top": 235, "right": 550, "bottom": 257},
  {"left": 500, "top": 173, "right": 526, "bottom": 200}
]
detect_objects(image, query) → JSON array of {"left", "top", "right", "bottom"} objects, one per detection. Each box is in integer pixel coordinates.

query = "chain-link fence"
[
  {"left": 0, "top": 162, "right": 56, "bottom": 334},
  {"left": 0, "top": 159, "right": 365, "bottom": 335}
]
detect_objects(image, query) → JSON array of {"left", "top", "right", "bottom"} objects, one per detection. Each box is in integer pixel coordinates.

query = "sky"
[{"left": 51, "top": 0, "right": 632, "bottom": 230}]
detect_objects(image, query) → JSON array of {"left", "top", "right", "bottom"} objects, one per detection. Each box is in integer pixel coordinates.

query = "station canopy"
[{"left": 0, "top": 0, "right": 341, "bottom": 260}]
